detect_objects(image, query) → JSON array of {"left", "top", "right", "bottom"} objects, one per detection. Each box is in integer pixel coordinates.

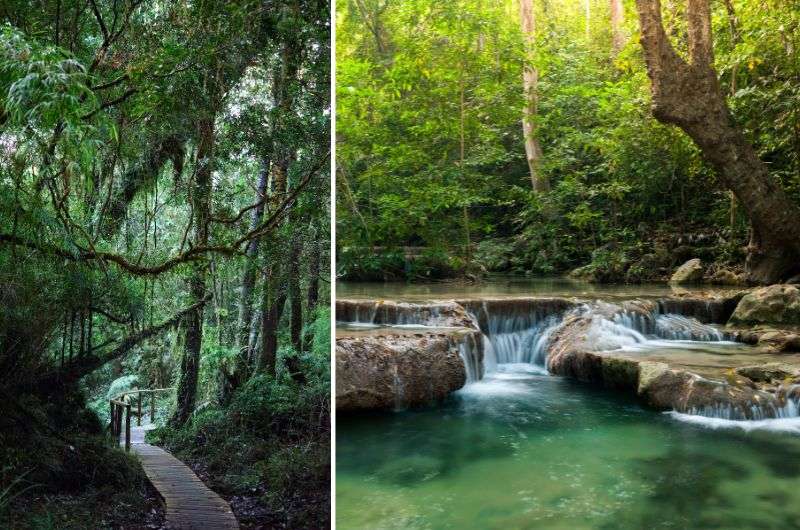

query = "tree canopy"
[
  {"left": 336, "top": 0, "right": 800, "bottom": 282},
  {"left": 0, "top": 1, "right": 330, "bottom": 526}
]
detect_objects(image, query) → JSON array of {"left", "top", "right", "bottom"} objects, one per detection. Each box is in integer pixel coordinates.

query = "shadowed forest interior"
[{"left": 0, "top": 1, "right": 330, "bottom": 528}]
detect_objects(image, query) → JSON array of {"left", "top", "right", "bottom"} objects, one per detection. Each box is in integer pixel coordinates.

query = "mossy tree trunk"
[{"left": 172, "top": 117, "right": 214, "bottom": 426}]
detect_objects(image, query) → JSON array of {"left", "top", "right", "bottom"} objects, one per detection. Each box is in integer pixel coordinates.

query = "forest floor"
[{"left": 4, "top": 482, "right": 165, "bottom": 530}]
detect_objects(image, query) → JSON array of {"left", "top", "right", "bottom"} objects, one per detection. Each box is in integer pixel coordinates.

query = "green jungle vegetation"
[
  {"left": 0, "top": 1, "right": 330, "bottom": 528},
  {"left": 336, "top": 0, "right": 800, "bottom": 285}
]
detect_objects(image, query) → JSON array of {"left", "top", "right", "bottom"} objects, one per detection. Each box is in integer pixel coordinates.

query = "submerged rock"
[
  {"left": 729, "top": 284, "right": 800, "bottom": 325},
  {"left": 670, "top": 258, "right": 704, "bottom": 284},
  {"left": 336, "top": 332, "right": 477, "bottom": 411}
]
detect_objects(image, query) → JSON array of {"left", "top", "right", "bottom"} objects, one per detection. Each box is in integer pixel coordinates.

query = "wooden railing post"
[
  {"left": 109, "top": 400, "right": 114, "bottom": 435},
  {"left": 125, "top": 403, "right": 131, "bottom": 452},
  {"left": 151, "top": 392, "right": 156, "bottom": 422},
  {"left": 137, "top": 390, "right": 142, "bottom": 427},
  {"left": 116, "top": 403, "right": 123, "bottom": 442}
]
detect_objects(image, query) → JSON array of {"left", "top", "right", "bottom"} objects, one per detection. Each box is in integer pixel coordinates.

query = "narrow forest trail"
[{"left": 127, "top": 425, "right": 239, "bottom": 529}]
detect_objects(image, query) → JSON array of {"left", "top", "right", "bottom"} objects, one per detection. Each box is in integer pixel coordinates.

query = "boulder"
[
  {"left": 568, "top": 264, "right": 596, "bottom": 282},
  {"left": 729, "top": 284, "right": 800, "bottom": 325},
  {"left": 335, "top": 332, "right": 472, "bottom": 411},
  {"left": 670, "top": 258, "right": 704, "bottom": 284},
  {"left": 544, "top": 303, "right": 791, "bottom": 419},
  {"left": 707, "top": 267, "right": 745, "bottom": 286},
  {"left": 735, "top": 363, "right": 800, "bottom": 383}
]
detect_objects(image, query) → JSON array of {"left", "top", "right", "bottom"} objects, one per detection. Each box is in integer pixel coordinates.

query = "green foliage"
[
  {"left": 1, "top": 1, "right": 329, "bottom": 527},
  {"left": 337, "top": 0, "right": 799, "bottom": 281},
  {"left": 105, "top": 375, "right": 139, "bottom": 400}
]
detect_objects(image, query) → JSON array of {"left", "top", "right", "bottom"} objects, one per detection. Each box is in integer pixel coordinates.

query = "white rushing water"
[
  {"left": 469, "top": 302, "right": 732, "bottom": 377},
  {"left": 339, "top": 297, "right": 800, "bottom": 425},
  {"left": 666, "top": 412, "right": 800, "bottom": 434}
]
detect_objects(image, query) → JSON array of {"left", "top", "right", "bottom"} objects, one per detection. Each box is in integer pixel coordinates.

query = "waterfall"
[
  {"left": 467, "top": 303, "right": 561, "bottom": 372},
  {"left": 455, "top": 333, "right": 484, "bottom": 383},
  {"left": 612, "top": 308, "right": 727, "bottom": 342},
  {"left": 338, "top": 297, "right": 736, "bottom": 391}
]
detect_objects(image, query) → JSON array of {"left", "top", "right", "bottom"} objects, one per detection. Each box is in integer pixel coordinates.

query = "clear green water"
[{"left": 337, "top": 365, "right": 800, "bottom": 530}]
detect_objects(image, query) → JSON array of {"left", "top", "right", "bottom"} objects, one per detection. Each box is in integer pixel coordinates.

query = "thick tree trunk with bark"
[
  {"left": 258, "top": 267, "right": 286, "bottom": 378},
  {"left": 172, "top": 117, "right": 213, "bottom": 426},
  {"left": 635, "top": 0, "right": 800, "bottom": 284},
  {"left": 519, "top": 0, "right": 548, "bottom": 192}
]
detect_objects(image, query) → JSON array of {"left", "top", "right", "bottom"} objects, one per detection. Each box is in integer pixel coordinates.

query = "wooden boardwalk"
[{"left": 129, "top": 425, "right": 239, "bottom": 529}]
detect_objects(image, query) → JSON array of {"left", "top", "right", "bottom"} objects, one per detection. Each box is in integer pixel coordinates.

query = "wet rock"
[
  {"left": 336, "top": 333, "right": 473, "bottom": 411},
  {"left": 670, "top": 258, "right": 704, "bottom": 284},
  {"left": 335, "top": 299, "right": 477, "bottom": 328},
  {"left": 707, "top": 267, "right": 745, "bottom": 286},
  {"left": 757, "top": 330, "right": 800, "bottom": 352},
  {"left": 657, "top": 291, "right": 745, "bottom": 324},
  {"left": 545, "top": 304, "right": 789, "bottom": 418},
  {"left": 568, "top": 265, "right": 596, "bottom": 282},
  {"left": 729, "top": 284, "right": 800, "bottom": 325},
  {"left": 637, "top": 361, "right": 671, "bottom": 393},
  {"left": 727, "top": 326, "right": 800, "bottom": 352},
  {"left": 735, "top": 363, "right": 800, "bottom": 383},
  {"left": 639, "top": 369, "right": 782, "bottom": 418}
]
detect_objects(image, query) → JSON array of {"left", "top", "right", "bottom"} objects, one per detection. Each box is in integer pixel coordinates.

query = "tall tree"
[
  {"left": 232, "top": 158, "right": 270, "bottom": 384},
  {"left": 173, "top": 115, "right": 214, "bottom": 426},
  {"left": 520, "top": 0, "right": 548, "bottom": 192},
  {"left": 635, "top": 0, "right": 800, "bottom": 283},
  {"left": 610, "top": 0, "right": 625, "bottom": 56}
]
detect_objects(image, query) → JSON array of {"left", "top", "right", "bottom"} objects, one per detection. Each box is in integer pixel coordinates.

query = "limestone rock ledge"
[
  {"left": 546, "top": 312, "right": 794, "bottom": 419},
  {"left": 336, "top": 331, "right": 480, "bottom": 412}
]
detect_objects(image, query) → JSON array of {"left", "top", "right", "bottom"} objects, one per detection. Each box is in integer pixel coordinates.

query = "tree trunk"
[
  {"left": 307, "top": 234, "right": 320, "bottom": 315},
  {"left": 584, "top": 0, "right": 591, "bottom": 41},
  {"left": 258, "top": 267, "right": 286, "bottom": 378},
  {"left": 610, "top": 0, "right": 625, "bottom": 56},
  {"left": 634, "top": 0, "right": 800, "bottom": 284},
  {"left": 519, "top": 0, "right": 548, "bottom": 193},
  {"left": 233, "top": 158, "right": 269, "bottom": 382},
  {"left": 289, "top": 230, "right": 303, "bottom": 352},
  {"left": 172, "top": 117, "right": 213, "bottom": 426}
]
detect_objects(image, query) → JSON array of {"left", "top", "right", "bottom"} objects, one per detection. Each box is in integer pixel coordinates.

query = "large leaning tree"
[{"left": 635, "top": 0, "right": 800, "bottom": 284}]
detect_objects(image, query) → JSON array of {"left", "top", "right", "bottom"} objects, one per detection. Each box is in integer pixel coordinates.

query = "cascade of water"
[
  {"left": 654, "top": 314, "right": 725, "bottom": 341},
  {"left": 456, "top": 333, "right": 484, "bottom": 383},
  {"left": 685, "top": 398, "right": 800, "bottom": 421},
  {"left": 612, "top": 307, "right": 727, "bottom": 342},
  {"left": 469, "top": 303, "right": 561, "bottom": 372},
  {"left": 339, "top": 297, "right": 734, "bottom": 390}
]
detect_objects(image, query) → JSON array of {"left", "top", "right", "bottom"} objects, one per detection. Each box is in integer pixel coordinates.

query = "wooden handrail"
[{"left": 109, "top": 388, "right": 174, "bottom": 452}]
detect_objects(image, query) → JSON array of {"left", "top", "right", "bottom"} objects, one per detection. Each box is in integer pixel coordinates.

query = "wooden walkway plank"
[{"left": 127, "top": 425, "right": 239, "bottom": 530}]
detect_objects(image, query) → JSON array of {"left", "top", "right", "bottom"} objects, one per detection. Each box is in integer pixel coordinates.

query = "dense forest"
[
  {"left": 336, "top": 0, "right": 800, "bottom": 285},
  {"left": 0, "top": 1, "right": 330, "bottom": 528}
]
